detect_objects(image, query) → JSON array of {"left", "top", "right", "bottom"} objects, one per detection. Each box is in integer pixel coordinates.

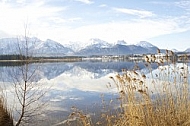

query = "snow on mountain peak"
[
  {"left": 0, "top": 37, "right": 74, "bottom": 56},
  {"left": 65, "top": 41, "right": 85, "bottom": 52},
  {"left": 171, "top": 49, "right": 178, "bottom": 52},
  {"left": 136, "top": 41, "right": 155, "bottom": 48},
  {"left": 185, "top": 48, "right": 190, "bottom": 52},
  {"left": 116, "top": 40, "right": 128, "bottom": 45},
  {"left": 65, "top": 39, "right": 112, "bottom": 52},
  {"left": 87, "top": 38, "right": 112, "bottom": 48},
  {"left": 45, "top": 39, "right": 57, "bottom": 45},
  {"left": 42, "top": 39, "right": 68, "bottom": 49},
  {"left": 89, "top": 38, "right": 106, "bottom": 44}
]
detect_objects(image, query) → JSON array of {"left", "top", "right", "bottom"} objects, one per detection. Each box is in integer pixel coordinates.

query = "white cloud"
[
  {"left": 148, "top": 1, "right": 172, "bottom": 6},
  {"left": 99, "top": 4, "right": 107, "bottom": 7},
  {"left": 0, "top": 1, "right": 188, "bottom": 47},
  {"left": 42, "top": 18, "right": 185, "bottom": 45},
  {"left": 0, "top": 0, "right": 190, "bottom": 49},
  {"left": 150, "top": 1, "right": 190, "bottom": 12},
  {"left": 0, "top": 0, "right": 9, "bottom": 3},
  {"left": 16, "top": 0, "right": 25, "bottom": 4},
  {"left": 74, "top": 0, "right": 93, "bottom": 4},
  {"left": 68, "top": 17, "right": 82, "bottom": 22},
  {"left": 0, "top": 1, "right": 67, "bottom": 37},
  {"left": 175, "top": 0, "right": 190, "bottom": 9},
  {"left": 113, "top": 8, "right": 155, "bottom": 18}
]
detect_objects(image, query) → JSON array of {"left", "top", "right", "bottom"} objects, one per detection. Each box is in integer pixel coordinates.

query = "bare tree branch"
[{"left": 8, "top": 25, "right": 48, "bottom": 126}]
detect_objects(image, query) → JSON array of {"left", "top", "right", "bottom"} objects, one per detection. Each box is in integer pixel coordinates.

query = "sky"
[{"left": 0, "top": 0, "right": 190, "bottom": 51}]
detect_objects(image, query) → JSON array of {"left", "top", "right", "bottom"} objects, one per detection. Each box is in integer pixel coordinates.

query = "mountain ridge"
[
  {"left": 0, "top": 37, "right": 74, "bottom": 57},
  {"left": 0, "top": 37, "right": 188, "bottom": 56}
]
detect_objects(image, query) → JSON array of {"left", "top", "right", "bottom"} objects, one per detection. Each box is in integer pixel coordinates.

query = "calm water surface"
[{"left": 0, "top": 61, "right": 189, "bottom": 125}]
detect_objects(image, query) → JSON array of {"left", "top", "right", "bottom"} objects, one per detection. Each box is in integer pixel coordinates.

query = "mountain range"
[
  {"left": 0, "top": 37, "right": 189, "bottom": 57},
  {"left": 0, "top": 37, "right": 73, "bottom": 57}
]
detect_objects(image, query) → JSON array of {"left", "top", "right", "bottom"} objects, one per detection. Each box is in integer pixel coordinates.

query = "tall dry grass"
[
  {"left": 0, "top": 97, "right": 13, "bottom": 126},
  {"left": 68, "top": 51, "right": 189, "bottom": 126}
]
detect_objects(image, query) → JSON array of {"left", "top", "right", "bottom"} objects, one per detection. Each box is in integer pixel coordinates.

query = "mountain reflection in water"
[{"left": 0, "top": 61, "right": 188, "bottom": 126}]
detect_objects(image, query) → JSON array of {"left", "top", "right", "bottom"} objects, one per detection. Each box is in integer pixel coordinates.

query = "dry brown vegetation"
[
  {"left": 68, "top": 51, "right": 190, "bottom": 126},
  {"left": 0, "top": 97, "right": 13, "bottom": 126}
]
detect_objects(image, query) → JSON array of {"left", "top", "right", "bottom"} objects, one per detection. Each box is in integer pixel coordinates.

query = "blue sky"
[{"left": 0, "top": 0, "right": 190, "bottom": 51}]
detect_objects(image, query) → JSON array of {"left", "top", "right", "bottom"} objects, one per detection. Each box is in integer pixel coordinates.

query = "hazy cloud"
[
  {"left": 99, "top": 4, "right": 107, "bottom": 7},
  {"left": 0, "top": 0, "right": 190, "bottom": 50},
  {"left": 75, "top": 0, "right": 93, "bottom": 4},
  {"left": 113, "top": 8, "right": 155, "bottom": 18},
  {"left": 175, "top": 0, "right": 190, "bottom": 11},
  {"left": 148, "top": 1, "right": 172, "bottom": 6},
  {"left": 0, "top": 1, "right": 67, "bottom": 36},
  {"left": 44, "top": 18, "right": 186, "bottom": 45}
]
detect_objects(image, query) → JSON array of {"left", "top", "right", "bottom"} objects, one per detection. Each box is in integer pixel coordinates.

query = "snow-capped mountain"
[
  {"left": 1, "top": 37, "right": 184, "bottom": 56},
  {"left": 185, "top": 48, "right": 190, "bottom": 52},
  {"left": 73, "top": 38, "right": 115, "bottom": 55},
  {"left": 171, "top": 49, "right": 178, "bottom": 52},
  {"left": 33, "top": 39, "right": 74, "bottom": 57},
  {"left": 0, "top": 37, "right": 42, "bottom": 55},
  {"left": 65, "top": 41, "right": 85, "bottom": 52},
  {"left": 86, "top": 38, "right": 113, "bottom": 48},
  {"left": 65, "top": 38, "right": 112, "bottom": 52},
  {"left": 0, "top": 38, "right": 73, "bottom": 56},
  {"left": 135, "top": 41, "right": 160, "bottom": 53},
  {"left": 115, "top": 40, "right": 128, "bottom": 46},
  {"left": 136, "top": 41, "right": 156, "bottom": 48},
  {"left": 75, "top": 40, "right": 159, "bottom": 56},
  {"left": 0, "top": 38, "right": 18, "bottom": 54}
]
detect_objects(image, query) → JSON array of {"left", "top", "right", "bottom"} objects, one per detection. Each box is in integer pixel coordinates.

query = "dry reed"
[
  {"left": 110, "top": 51, "right": 190, "bottom": 126},
  {"left": 69, "top": 51, "right": 189, "bottom": 126},
  {"left": 0, "top": 97, "right": 13, "bottom": 126}
]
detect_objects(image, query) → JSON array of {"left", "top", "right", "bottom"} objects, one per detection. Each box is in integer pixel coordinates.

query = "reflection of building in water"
[
  {"left": 102, "top": 55, "right": 145, "bottom": 62},
  {"left": 102, "top": 55, "right": 127, "bottom": 62}
]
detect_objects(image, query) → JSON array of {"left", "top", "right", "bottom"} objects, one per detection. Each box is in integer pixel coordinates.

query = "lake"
[{"left": 0, "top": 60, "right": 189, "bottom": 126}]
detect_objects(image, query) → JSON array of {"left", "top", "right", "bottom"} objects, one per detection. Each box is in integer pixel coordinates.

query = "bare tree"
[{"left": 9, "top": 25, "right": 47, "bottom": 126}]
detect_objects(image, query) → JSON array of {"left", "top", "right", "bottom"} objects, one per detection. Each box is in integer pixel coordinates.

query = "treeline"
[
  {"left": 33, "top": 56, "right": 84, "bottom": 59},
  {"left": 0, "top": 54, "right": 27, "bottom": 60},
  {"left": 0, "top": 55, "right": 84, "bottom": 60}
]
